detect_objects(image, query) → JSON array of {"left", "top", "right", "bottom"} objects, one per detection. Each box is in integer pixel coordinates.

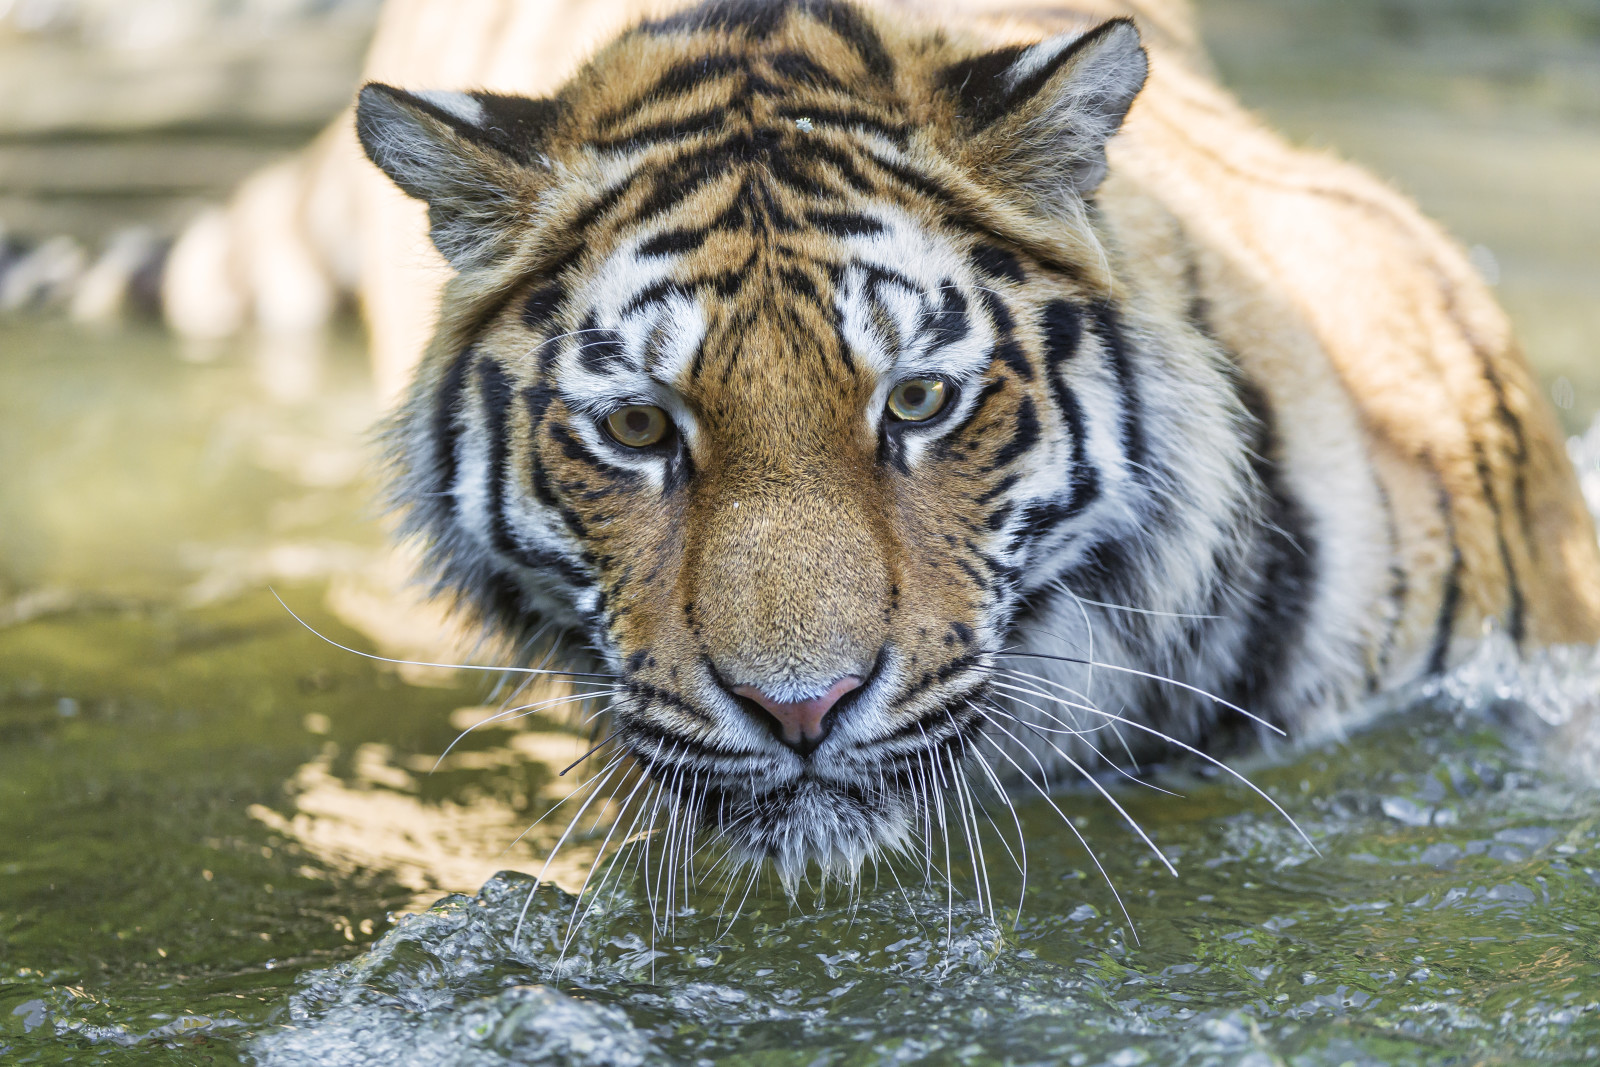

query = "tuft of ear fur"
[
  {"left": 940, "top": 18, "right": 1147, "bottom": 208},
  {"left": 355, "top": 84, "right": 565, "bottom": 270}
]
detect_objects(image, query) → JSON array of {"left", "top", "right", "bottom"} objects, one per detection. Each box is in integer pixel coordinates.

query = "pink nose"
[{"left": 732, "top": 676, "right": 862, "bottom": 752}]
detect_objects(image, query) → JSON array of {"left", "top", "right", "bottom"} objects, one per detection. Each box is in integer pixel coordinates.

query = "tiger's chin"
[{"left": 703, "top": 776, "right": 919, "bottom": 891}]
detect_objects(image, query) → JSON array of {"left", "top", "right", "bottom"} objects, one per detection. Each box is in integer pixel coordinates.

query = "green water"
[{"left": 4, "top": 1, "right": 1600, "bottom": 1062}]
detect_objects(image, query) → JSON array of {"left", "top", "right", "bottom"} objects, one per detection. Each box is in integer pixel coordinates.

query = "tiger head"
[{"left": 356, "top": 0, "right": 1240, "bottom": 883}]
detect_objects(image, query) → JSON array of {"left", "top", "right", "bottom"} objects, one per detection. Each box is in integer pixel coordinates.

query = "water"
[{"left": 5, "top": 0, "right": 1600, "bottom": 1062}]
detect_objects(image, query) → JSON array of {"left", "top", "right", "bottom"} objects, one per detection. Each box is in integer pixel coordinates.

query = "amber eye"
[
  {"left": 602, "top": 405, "right": 671, "bottom": 448},
  {"left": 886, "top": 378, "right": 949, "bottom": 423}
]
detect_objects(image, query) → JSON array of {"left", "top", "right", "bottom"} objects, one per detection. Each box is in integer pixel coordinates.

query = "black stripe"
[
  {"left": 986, "top": 394, "right": 1040, "bottom": 471},
  {"left": 810, "top": 0, "right": 894, "bottom": 81},
  {"left": 1427, "top": 479, "right": 1464, "bottom": 676},
  {"left": 523, "top": 385, "right": 560, "bottom": 510},
  {"left": 431, "top": 347, "right": 475, "bottom": 501},
  {"left": 775, "top": 105, "right": 908, "bottom": 146},
  {"left": 971, "top": 243, "right": 1026, "bottom": 285},
  {"left": 976, "top": 289, "right": 1032, "bottom": 382},
  {"left": 470, "top": 377, "right": 591, "bottom": 589},
  {"left": 1226, "top": 380, "right": 1318, "bottom": 716},
  {"left": 938, "top": 44, "right": 1028, "bottom": 126},
  {"left": 639, "top": 228, "right": 709, "bottom": 257},
  {"left": 778, "top": 266, "right": 819, "bottom": 302},
  {"left": 591, "top": 107, "right": 729, "bottom": 151},
  {"left": 601, "top": 54, "right": 744, "bottom": 129},
  {"left": 1042, "top": 300, "right": 1100, "bottom": 522},
  {"left": 768, "top": 50, "right": 846, "bottom": 91},
  {"left": 521, "top": 282, "right": 565, "bottom": 334},
  {"left": 1470, "top": 438, "right": 1526, "bottom": 645},
  {"left": 1089, "top": 300, "right": 1147, "bottom": 476},
  {"left": 625, "top": 150, "right": 727, "bottom": 222},
  {"left": 641, "top": 0, "right": 789, "bottom": 37},
  {"left": 574, "top": 315, "right": 629, "bottom": 374},
  {"left": 807, "top": 209, "right": 884, "bottom": 237},
  {"left": 920, "top": 285, "right": 969, "bottom": 347},
  {"left": 477, "top": 359, "right": 521, "bottom": 563},
  {"left": 622, "top": 279, "right": 688, "bottom": 316},
  {"left": 775, "top": 136, "right": 875, "bottom": 194}
]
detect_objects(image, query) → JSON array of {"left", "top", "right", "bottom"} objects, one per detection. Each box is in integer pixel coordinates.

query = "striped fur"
[{"left": 340, "top": 0, "right": 1600, "bottom": 882}]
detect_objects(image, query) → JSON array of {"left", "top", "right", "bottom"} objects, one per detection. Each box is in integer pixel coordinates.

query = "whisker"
[
  {"left": 500, "top": 752, "right": 627, "bottom": 854},
  {"left": 966, "top": 705, "right": 1139, "bottom": 941},
  {"left": 975, "top": 668, "right": 1182, "bottom": 797},
  {"left": 435, "top": 688, "right": 621, "bottom": 771},
  {"left": 271, "top": 589, "right": 618, "bottom": 681},
  {"left": 513, "top": 756, "right": 627, "bottom": 950},
  {"left": 965, "top": 741, "right": 1029, "bottom": 925},
  {"left": 981, "top": 675, "right": 1184, "bottom": 798},
  {"left": 979, "top": 700, "right": 1176, "bottom": 876},
  {"left": 984, "top": 675, "right": 1318, "bottom": 853},
  {"left": 557, "top": 769, "right": 656, "bottom": 964},
  {"left": 997, "top": 646, "right": 1287, "bottom": 737},
  {"left": 1045, "top": 589, "right": 1222, "bottom": 621},
  {"left": 559, "top": 728, "right": 625, "bottom": 776}
]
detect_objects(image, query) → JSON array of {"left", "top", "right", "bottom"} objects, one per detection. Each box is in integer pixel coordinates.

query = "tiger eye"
[
  {"left": 886, "top": 378, "right": 949, "bottom": 422},
  {"left": 603, "top": 405, "right": 671, "bottom": 448}
]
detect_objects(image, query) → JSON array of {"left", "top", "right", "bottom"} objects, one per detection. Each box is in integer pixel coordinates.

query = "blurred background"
[{"left": 1, "top": 2, "right": 1598, "bottom": 1061}]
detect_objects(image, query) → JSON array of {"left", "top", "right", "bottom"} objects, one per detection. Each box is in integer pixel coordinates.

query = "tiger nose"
[{"left": 731, "top": 676, "right": 862, "bottom": 756}]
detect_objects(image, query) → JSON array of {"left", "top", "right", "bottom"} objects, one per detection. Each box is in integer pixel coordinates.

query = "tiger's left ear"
[{"left": 940, "top": 18, "right": 1147, "bottom": 205}]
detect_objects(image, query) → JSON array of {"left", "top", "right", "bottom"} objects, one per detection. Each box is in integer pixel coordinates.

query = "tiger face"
[{"left": 358, "top": 1, "right": 1251, "bottom": 881}]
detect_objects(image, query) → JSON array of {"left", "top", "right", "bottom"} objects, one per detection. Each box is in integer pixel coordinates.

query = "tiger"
[{"left": 179, "top": 0, "right": 1600, "bottom": 885}]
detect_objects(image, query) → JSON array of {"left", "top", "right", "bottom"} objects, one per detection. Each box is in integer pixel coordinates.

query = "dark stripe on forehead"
[
  {"left": 574, "top": 314, "right": 629, "bottom": 375},
  {"left": 768, "top": 50, "right": 847, "bottom": 90},
  {"left": 639, "top": 228, "right": 709, "bottom": 257},
  {"left": 806, "top": 209, "right": 883, "bottom": 237},
  {"left": 809, "top": 0, "right": 894, "bottom": 81},
  {"left": 591, "top": 107, "right": 731, "bottom": 152},
  {"left": 638, "top": 0, "right": 893, "bottom": 81},
  {"left": 775, "top": 105, "right": 909, "bottom": 146},
  {"left": 627, "top": 53, "right": 746, "bottom": 118}
]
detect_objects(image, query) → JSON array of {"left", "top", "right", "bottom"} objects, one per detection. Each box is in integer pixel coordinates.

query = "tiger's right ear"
[{"left": 355, "top": 84, "right": 566, "bottom": 270}]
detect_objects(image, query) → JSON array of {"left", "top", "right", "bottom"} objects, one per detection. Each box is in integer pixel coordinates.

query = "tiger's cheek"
[
  {"left": 529, "top": 413, "right": 688, "bottom": 658},
  {"left": 884, "top": 375, "right": 1035, "bottom": 672}
]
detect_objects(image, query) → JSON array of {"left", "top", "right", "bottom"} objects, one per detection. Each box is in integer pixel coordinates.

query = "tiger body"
[{"left": 213, "top": 0, "right": 1600, "bottom": 878}]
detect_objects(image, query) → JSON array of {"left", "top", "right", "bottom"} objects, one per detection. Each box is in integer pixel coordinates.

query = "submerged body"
[{"left": 182, "top": 0, "right": 1600, "bottom": 879}]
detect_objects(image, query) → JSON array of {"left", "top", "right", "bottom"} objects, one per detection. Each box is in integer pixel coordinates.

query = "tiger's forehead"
[{"left": 546, "top": 199, "right": 998, "bottom": 419}]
